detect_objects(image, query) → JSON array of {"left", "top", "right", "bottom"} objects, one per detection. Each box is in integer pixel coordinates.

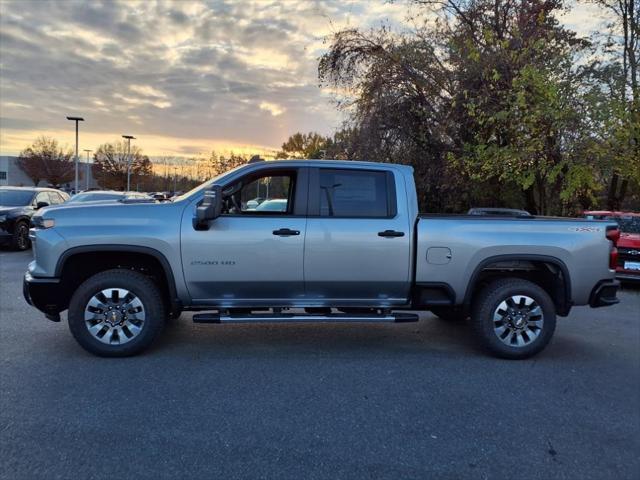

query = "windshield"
[
  {"left": 0, "top": 190, "right": 35, "bottom": 206},
  {"left": 614, "top": 216, "right": 640, "bottom": 234},
  {"left": 68, "top": 192, "right": 124, "bottom": 203},
  {"left": 586, "top": 214, "right": 640, "bottom": 234}
]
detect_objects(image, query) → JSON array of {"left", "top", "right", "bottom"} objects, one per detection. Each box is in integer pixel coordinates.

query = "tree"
[
  {"left": 586, "top": 0, "right": 640, "bottom": 209},
  {"left": 208, "top": 151, "right": 248, "bottom": 176},
  {"left": 319, "top": 0, "right": 634, "bottom": 214},
  {"left": 92, "top": 140, "right": 152, "bottom": 190},
  {"left": 276, "top": 132, "right": 331, "bottom": 158},
  {"left": 17, "top": 136, "right": 74, "bottom": 187}
]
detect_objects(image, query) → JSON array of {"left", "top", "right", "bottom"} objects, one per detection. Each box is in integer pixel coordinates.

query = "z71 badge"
[{"left": 568, "top": 226, "right": 602, "bottom": 232}]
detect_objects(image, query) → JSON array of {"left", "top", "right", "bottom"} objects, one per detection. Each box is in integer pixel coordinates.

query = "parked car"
[
  {"left": 245, "top": 197, "right": 265, "bottom": 210},
  {"left": 468, "top": 207, "right": 532, "bottom": 217},
  {"left": 24, "top": 160, "right": 620, "bottom": 358},
  {"left": 584, "top": 211, "right": 640, "bottom": 282},
  {"left": 0, "top": 186, "right": 69, "bottom": 250},
  {"left": 67, "top": 191, "right": 152, "bottom": 204},
  {"left": 150, "top": 192, "right": 172, "bottom": 202},
  {"left": 254, "top": 198, "right": 288, "bottom": 212}
]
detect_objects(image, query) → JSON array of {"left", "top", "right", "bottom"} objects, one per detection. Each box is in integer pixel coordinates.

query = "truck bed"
[{"left": 415, "top": 215, "right": 616, "bottom": 306}]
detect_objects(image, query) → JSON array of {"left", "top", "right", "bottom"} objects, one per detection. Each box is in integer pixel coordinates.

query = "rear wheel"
[
  {"left": 471, "top": 278, "right": 556, "bottom": 359},
  {"left": 12, "top": 220, "right": 30, "bottom": 250},
  {"left": 68, "top": 269, "right": 166, "bottom": 357}
]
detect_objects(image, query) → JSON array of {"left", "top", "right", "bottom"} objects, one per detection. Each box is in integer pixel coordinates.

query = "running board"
[{"left": 192, "top": 312, "right": 419, "bottom": 324}]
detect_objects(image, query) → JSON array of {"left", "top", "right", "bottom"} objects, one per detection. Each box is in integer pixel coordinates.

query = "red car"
[{"left": 584, "top": 211, "right": 640, "bottom": 282}]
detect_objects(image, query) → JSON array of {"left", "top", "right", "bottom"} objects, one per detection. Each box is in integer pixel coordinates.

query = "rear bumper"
[
  {"left": 23, "top": 272, "right": 63, "bottom": 321},
  {"left": 616, "top": 272, "right": 640, "bottom": 282},
  {"left": 589, "top": 279, "right": 620, "bottom": 308}
]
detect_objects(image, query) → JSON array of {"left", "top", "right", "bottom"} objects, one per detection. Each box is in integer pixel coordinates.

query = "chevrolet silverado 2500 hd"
[{"left": 23, "top": 160, "right": 621, "bottom": 358}]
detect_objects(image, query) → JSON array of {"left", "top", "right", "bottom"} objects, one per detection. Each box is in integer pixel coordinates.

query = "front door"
[{"left": 181, "top": 167, "right": 308, "bottom": 306}]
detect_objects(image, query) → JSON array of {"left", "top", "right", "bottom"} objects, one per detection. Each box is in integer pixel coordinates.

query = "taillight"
[
  {"left": 606, "top": 227, "right": 620, "bottom": 269},
  {"left": 606, "top": 227, "right": 620, "bottom": 244}
]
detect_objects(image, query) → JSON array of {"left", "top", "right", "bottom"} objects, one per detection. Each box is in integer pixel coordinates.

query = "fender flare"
[
  {"left": 462, "top": 254, "right": 573, "bottom": 312},
  {"left": 55, "top": 244, "right": 181, "bottom": 313}
]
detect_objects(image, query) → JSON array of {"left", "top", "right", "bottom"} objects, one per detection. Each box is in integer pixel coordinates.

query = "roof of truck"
[{"left": 260, "top": 159, "right": 415, "bottom": 171}]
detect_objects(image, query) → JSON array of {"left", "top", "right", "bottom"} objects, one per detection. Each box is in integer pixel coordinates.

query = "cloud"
[
  {"left": 0, "top": 0, "right": 610, "bottom": 157},
  {"left": 259, "top": 102, "right": 285, "bottom": 116}
]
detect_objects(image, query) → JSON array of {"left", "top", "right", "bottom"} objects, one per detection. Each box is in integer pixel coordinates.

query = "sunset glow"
[{"left": 0, "top": 0, "right": 609, "bottom": 158}]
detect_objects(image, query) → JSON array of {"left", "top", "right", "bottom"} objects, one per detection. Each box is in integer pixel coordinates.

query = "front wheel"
[
  {"left": 12, "top": 220, "right": 30, "bottom": 250},
  {"left": 471, "top": 278, "right": 556, "bottom": 359},
  {"left": 68, "top": 269, "right": 166, "bottom": 357}
]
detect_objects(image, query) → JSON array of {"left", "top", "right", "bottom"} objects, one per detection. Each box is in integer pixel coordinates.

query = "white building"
[{"left": 0, "top": 155, "right": 99, "bottom": 190}]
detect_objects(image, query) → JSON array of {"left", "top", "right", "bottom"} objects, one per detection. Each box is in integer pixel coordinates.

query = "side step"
[{"left": 192, "top": 312, "right": 419, "bottom": 324}]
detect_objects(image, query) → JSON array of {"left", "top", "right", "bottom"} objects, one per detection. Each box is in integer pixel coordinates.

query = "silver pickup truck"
[{"left": 23, "top": 160, "right": 621, "bottom": 359}]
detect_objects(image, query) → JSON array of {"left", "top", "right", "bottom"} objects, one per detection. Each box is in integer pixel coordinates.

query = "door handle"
[
  {"left": 273, "top": 228, "right": 300, "bottom": 236},
  {"left": 378, "top": 230, "right": 405, "bottom": 237}
]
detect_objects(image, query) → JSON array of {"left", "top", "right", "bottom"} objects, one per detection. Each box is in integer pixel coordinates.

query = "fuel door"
[{"left": 426, "top": 247, "right": 452, "bottom": 265}]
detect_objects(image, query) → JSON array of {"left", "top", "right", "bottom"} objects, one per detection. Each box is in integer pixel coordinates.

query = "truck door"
[
  {"left": 181, "top": 167, "right": 308, "bottom": 305},
  {"left": 304, "top": 167, "right": 412, "bottom": 305}
]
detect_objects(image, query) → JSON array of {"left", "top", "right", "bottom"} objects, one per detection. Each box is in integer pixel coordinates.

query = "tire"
[
  {"left": 430, "top": 306, "right": 468, "bottom": 322},
  {"left": 471, "top": 277, "right": 556, "bottom": 359},
  {"left": 68, "top": 269, "right": 166, "bottom": 357},
  {"left": 11, "top": 220, "right": 30, "bottom": 251}
]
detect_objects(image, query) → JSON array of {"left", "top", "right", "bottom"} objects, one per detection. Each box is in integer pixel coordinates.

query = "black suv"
[{"left": 0, "top": 187, "right": 69, "bottom": 250}]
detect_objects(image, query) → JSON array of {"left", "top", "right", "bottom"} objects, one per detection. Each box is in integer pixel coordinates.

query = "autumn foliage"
[
  {"left": 17, "top": 136, "right": 74, "bottom": 187},
  {"left": 92, "top": 140, "right": 153, "bottom": 190}
]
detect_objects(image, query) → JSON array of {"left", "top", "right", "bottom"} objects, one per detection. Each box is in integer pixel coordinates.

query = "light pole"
[
  {"left": 83, "top": 149, "right": 92, "bottom": 190},
  {"left": 66, "top": 116, "right": 84, "bottom": 193},
  {"left": 122, "top": 135, "right": 136, "bottom": 191},
  {"left": 173, "top": 167, "right": 178, "bottom": 193}
]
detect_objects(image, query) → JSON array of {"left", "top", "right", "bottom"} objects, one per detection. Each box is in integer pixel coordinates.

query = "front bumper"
[
  {"left": 23, "top": 272, "right": 63, "bottom": 321},
  {"left": 0, "top": 228, "right": 12, "bottom": 245},
  {"left": 589, "top": 279, "right": 621, "bottom": 308}
]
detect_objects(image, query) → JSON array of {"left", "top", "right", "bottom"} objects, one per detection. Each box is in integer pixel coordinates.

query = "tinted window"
[
  {"left": 319, "top": 169, "right": 389, "bottom": 217},
  {"left": 608, "top": 216, "right": 640, "bottom": 234},
  {"left": 0, "top": 190, "right": 34, "bottom": 206}
]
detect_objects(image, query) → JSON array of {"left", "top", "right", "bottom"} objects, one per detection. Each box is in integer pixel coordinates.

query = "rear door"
[{"left": 304, "top": 167, "right": 412, "bottom": 305}]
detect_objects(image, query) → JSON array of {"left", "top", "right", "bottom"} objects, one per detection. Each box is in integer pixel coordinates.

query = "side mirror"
[
  {"left": 36, "top": 201, "right": 49, "bottom": 209},
  {"left": 194, "top": 185, "right": 222, "bottom": 230}
]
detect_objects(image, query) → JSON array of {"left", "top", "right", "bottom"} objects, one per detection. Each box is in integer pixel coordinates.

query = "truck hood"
[
  {"left": 0, "top": 206, "right": 29, "bottom": 216},
  {"left": 37, "top": 199, "right": 185, "bottom": 227}
]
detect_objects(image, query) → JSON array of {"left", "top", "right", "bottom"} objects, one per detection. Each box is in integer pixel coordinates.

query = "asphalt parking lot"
[{"left": 1, "top": 249, "right": 639, "bottom": 479}]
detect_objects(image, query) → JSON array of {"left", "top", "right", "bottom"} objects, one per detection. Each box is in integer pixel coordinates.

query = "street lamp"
[
  {"left": 122, "top": 135, "right": 136, "bottom": 191},
  {"left": 173, "top": 167, "right": 178, "bottom": 193},
  {"left": 66, "top": 116, "right": 84, "bottom": 193},
  {"left": 83, "top": 149, "right": 92, "bottom": 190}
]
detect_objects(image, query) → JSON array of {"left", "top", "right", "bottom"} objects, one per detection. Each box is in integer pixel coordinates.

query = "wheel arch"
[
  {"left": 463, "top": 254, "right": 573, "bottom": 316},
  {"left": 55, "top": 245, "right": 181, "bottom": 316}
]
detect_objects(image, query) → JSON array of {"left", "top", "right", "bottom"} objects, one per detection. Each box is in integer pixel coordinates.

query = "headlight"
[
  {"left": 0, "top": 214, "right": 6, "bottom": 223},
  {"left": 31, "top": 216, "right": 55, "bottom": 229}
]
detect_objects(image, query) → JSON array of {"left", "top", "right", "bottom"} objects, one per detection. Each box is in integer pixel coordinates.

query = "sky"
[{"left": 0, "top": 0, "right": 611, "bottom": 159}]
